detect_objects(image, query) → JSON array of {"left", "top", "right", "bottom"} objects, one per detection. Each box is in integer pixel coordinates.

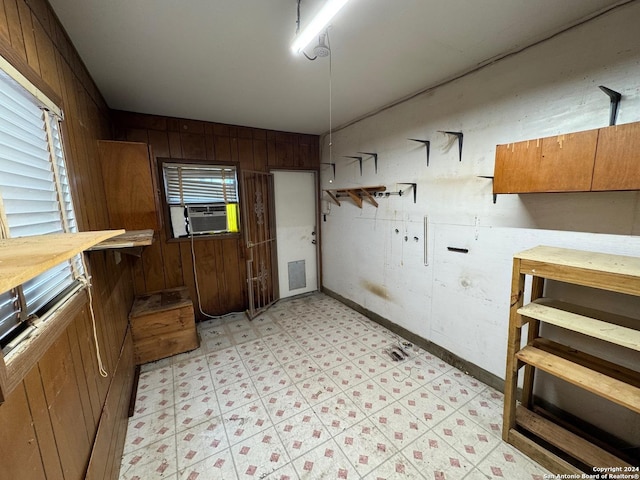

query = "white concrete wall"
[{"left": 320, "top": 3, "right": 640, "bottom": 443}]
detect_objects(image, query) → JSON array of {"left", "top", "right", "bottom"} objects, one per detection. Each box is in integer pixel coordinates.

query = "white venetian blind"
[
  {"left": 0, "top": 70, "right": 79, "bottom": 339},
  {"left": 0, "top": 291, "right": 19, "bottom": 340},
  {"left": 0, "top": 75, "right": 60, "bottom": 237},
  {"left": 163, "top": 163, "right": 238, "bottom": 205},
  {"left": 48, "top": 114, "right": 78, "bottom": 234}
]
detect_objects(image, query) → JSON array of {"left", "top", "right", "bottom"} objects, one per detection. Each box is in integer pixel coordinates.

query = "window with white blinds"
[
  {"left": 0, "top": 69, "right": 81, "bottom": 345},
  {"left": 163, "top": 163, "right": 239, "bottom": 205}
]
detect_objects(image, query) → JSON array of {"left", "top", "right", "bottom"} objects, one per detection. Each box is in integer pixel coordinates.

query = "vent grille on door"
[{"left": 288, "top": 260, "right": 306, "bottom": 291}]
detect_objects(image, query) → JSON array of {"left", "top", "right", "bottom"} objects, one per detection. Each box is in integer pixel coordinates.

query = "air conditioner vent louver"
[{"left": 186, "top": 204, "right": 227, "bottom": 234}]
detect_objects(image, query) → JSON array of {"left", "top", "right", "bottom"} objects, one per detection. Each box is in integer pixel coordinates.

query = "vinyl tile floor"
[{"left": 118, "top": 292, "right": 550, "bottom": 480}]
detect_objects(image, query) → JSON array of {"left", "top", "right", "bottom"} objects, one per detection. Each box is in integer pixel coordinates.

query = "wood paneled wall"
[
  {"left": 112, "top": 111, "right": 320, "bottom": 317},
  {"left": 0, "top": 1, "right": 135, "bottom": 479}
]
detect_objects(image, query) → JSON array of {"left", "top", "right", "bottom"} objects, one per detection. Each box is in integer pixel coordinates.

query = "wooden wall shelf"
[
  {"left": 0, "top": 230, "right": 124, "bottom": 293},
  {"left": 88, "top": 229, "right": 154, "bottom": 256},
  {"left": 503, "top": 246, "right": 640, "bottom": 473},
  {"left": 324, "top": 186, "right": 386, "bottom": 208}
]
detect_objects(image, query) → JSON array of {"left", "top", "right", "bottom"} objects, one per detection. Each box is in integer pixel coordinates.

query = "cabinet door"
[
  {"left": 493, "top": 139, "right": 542, "bottom": 193},
  {"left": 98, "top": 140, "right": 162, "bottom": 231},
  {"left": 592, "top": 122, "right": 640, "bottom": 191},
  {"left": 537, "top": 130, "right": 598, "bottom": 192},
  {"left": 493, "top": 130, "right": 598, "bottom": 194}
]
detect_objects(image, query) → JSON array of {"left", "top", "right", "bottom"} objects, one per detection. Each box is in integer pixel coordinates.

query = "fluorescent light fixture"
[{"left": 291, "top": 0, "right": 351, "bottom": 54}]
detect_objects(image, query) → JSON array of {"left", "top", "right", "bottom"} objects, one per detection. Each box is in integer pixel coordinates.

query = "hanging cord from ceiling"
[{"left": 327, "top": 29, "right": 333, "bottom": 166}]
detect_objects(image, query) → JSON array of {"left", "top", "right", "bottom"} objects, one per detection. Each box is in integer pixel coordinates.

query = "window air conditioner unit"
[{"left": 186, "top": 205, "right": 228, "bottom": 234}]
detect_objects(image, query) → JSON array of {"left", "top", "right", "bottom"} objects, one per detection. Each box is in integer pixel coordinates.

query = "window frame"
[
  {"left": 158, "top": 157, "right": 242, "bottom": 242},
  {"left": 0, "top": 64, "right": 83, "bottom": 351},
  {"left": 0, "top": 52, "right": 90, "bottom": 402}
]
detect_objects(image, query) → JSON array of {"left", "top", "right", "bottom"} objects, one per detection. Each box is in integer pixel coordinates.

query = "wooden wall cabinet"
[
  {"left": 493, "top": 121, "right": 640, "bottom": 194},
  {"left": 503, "top": 246, "right": 640, "bottom": 473},
  {"left": 592, "top": 122, "right": 640, "bottom": 191},
  {"left": 494, "top": 139, "right": 543, "bottom": 194},
  {"left": 98, "top": 140, "right": 162, "bottom": 231}
]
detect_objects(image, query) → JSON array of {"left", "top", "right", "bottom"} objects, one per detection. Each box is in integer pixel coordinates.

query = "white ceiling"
[{"left": 48, "top": 0, "right": 625, "bottom": 135}]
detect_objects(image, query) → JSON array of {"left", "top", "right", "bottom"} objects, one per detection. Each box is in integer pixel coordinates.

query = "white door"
[{"left": 273, "top": 171, "right": 318, "bottom": 299}]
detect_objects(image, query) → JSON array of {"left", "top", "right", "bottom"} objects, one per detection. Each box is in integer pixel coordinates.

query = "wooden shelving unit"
[
  {"left": 324, "top": 186, "right": 386, "bottom": 208},
  {"left": 0, "top": 230, "right": 125, "bottom": 293},
  {"left": 503, "top": 246, "right": 640, "bottom": 473}
]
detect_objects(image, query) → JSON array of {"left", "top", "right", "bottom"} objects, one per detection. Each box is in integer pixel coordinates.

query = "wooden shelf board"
[
  {"left": 531, "top": 337, "right": 640, "bottom": 388},
  {"left": 515, "top": 246, "right": 640, "bottom": 296},
  {"left": 518, "top": 299, "right": 640, "bottom": 352},
  {"left": 324, "top": 186, "right": 386, "bottom": 208},
  {"left": 515, "top": 406, "right": 632, "bottom": 469},
  {"left": 515, "top": 345, "right": 640, "bottom": 413},
  {"left": 506, "top": 429, "right": 582, "bottom": 475},
  {"left": 332, "top": 186, "right": 386, "bottom": 194},
  {"left": 0, "top": 230, "right": 124, "bottom": 292},
  {"left": 532, "top": 404, "right": 640, "bottom": 466},
  {"left": 88, "top": 229, "right": 154, "bottom": 251}
]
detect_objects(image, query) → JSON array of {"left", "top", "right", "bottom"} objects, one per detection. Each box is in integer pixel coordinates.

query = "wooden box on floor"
[{"left": 129, "top": 286, "right": 199, "bottom": 364}]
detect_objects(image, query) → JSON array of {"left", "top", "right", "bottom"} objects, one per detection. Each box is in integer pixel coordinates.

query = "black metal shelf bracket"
[
  {"left": 321, "top": 162, "right": 336, "bottom": 180},
  {"left": 358, "top": 152, "right": 378, "bottom": 174},
  {"left": 408, "top": 139, "right": 431, "bottom": 166},
  {"left": 599, "top": 85, "right": 622, "bottom": 126},
  {"left": 478, "top": 175, "right": 497, "bottom": 204},
  {"left": 439, "top": 131, "right": 463, "bottom": 161},
  {"left": 398, "top": 182, "right": 417, "bottom": 204},
  {"left": 343, "top": 156, "right": 364, "bottom": 175}
]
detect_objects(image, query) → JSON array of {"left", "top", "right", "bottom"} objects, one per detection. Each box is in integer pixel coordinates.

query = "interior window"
[
  {"left": 162, "top": 162, "right": 240, "bottom": 238},
  {"left": 0, "top": 69, "right": 82, "bottom": 349}
]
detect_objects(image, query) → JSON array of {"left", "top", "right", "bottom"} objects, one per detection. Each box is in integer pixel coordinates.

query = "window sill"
[
  {"left": 0, "top": 286, "right": 87, "bottom": 403},
  {"left": 166, "top": 232, "right": 243, "bottom": 243}
]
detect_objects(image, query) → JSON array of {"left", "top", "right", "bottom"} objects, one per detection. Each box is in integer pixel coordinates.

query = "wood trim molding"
[
  {"left": 0, "top": 36, "right": 62, "bottom": 110},
  {"left": 0, "top": 349, "right": 6, "bottom": 403},
  {"left": 1, "top": 288, "right": 87, "bottom": 399}
]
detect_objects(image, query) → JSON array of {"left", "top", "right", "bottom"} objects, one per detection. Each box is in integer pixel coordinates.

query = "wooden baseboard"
[{"left": 85, "top": 328, "right": 136, "bottom": 480}]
